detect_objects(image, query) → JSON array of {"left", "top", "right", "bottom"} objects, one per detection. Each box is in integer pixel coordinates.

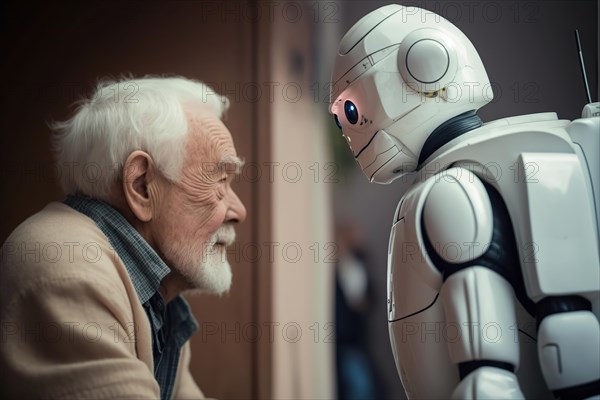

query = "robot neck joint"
[{"left": 418, "top": 110, "right": 483, "bottom": 168}]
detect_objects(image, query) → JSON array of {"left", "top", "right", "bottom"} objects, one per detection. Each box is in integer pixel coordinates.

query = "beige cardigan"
[{"left": 0, "top": 202, "right": 204, "bottom": 399}]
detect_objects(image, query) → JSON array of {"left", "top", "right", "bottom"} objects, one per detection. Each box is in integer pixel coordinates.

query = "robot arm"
[
  {"left": 423, "top": 168, "right": 524, "bottom": 398},
  {"left": 388, "top": 167, "right": 527, "bottom": 398}
]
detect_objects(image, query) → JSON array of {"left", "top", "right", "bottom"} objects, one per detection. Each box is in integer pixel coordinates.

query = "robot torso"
[{"left": 387, "top": 112, "right": 600, "bottom": 398}]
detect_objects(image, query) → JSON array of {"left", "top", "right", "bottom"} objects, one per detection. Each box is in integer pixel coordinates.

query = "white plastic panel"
[
  {"left": 440, "top": 266, "right": 520, "bottom": 366},
  {"left": 452, "top": 367, "right": 525, "bottom": 399},
  {"left": 567, "top": 116, "right": 600, "bottom": 242},
  {"left": 406, "top": 39, "right": 449, "bottom": 83},
  {"left": 538, "top": 311, "right": 600, "bottom": 390},
  {"left": 388, "top": 299, "right": 459, "bottom": 399},
  {"left": 519, "top": 152, "right": 600, "bottom": 299},
  {"left": 338, "top": 4, "right": 401, "bottom": 55},
  {"left": 388, "top": 218, "right": 440, "bottom": 322},
  {"left": 423, "top": 168, "right": 493, "bottom": 264}
]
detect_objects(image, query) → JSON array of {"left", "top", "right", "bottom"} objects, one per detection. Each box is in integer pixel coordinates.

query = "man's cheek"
[{"left": 191, "top": 202, "right": 220, "bottom": 229}]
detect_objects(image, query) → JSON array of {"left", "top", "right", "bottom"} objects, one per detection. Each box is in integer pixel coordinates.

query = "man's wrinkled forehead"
[
  {"left": 186, "top": 113, "right": 233, "bottom": 147},
  {"left": 187, "top": 110, "right": 229, "bottom": 137}
]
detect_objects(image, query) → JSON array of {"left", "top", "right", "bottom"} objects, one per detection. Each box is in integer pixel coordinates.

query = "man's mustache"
[{"left": 209, "top": 224, "right": 236, "bottom": 247}]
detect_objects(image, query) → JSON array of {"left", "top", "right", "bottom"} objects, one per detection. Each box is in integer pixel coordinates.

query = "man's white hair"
[{"left": 51, "top": 76, "right": 229, "bottom": 200}]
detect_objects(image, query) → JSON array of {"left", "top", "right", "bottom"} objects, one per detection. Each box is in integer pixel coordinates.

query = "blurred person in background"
[{"left": 334, "top": 220, "right": 383, "bottom": 400}]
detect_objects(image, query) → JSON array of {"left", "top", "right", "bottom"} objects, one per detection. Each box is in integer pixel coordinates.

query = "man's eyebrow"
[{"left": 217, "top": 156, "right": 245, "bottom": 175}]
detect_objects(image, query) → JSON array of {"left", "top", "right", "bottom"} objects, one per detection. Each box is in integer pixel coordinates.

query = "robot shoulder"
[
  {"left": 390, "top": 167, "right": 493, "bottom": 293},
  {"left": 399, "top": 166, "right": 537, "bottom": 314},
  {"left": 388, "top": 168, "right": 494, "bottom": 322},
  {"left": 421, "top": 167, "right": 494, "bottom": 264}
]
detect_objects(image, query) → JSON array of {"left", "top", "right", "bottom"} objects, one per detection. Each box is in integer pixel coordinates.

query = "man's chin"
[{"left": 184, "top": 259, "right": 233, "bottom": 296}]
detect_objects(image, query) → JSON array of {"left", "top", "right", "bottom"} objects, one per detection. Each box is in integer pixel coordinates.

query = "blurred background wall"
[{"left": 0, "top": 1, "right": 597, "bottom": 399}]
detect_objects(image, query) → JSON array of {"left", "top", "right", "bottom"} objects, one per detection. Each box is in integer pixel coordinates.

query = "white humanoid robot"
[{"left": 329, "top": 4, "right": 600, "bottom": 399}]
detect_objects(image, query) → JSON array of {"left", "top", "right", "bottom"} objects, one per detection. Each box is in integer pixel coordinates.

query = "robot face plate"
[{"left": 331, "top": 62, "right": 421, "bottom": 183}]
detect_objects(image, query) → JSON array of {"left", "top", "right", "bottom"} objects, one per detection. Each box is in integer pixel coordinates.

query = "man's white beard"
[{"left": 163, "top": 224, "right": 236, "bottom": 294}]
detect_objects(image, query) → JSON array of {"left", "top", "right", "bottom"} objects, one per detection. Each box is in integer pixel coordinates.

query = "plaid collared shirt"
[{"left": 64, "top": 195, "right": 198, "bottom": 400}]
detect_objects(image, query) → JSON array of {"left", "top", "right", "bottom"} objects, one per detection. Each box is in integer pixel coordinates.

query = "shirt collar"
[{"left": 64, "top": 194, "right": 171, "bottom": 304}]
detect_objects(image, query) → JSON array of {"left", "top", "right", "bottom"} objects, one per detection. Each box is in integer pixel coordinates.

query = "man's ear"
[{"left": 122, "top": 151, "right": 156, "bottom": 222}]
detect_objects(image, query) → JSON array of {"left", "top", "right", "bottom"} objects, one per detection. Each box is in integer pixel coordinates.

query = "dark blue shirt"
[{"left": 65, "top": 195, "right": 198, "bottom": 400}]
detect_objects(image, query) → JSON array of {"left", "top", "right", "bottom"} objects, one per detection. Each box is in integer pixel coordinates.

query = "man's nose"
[{"left": 226, "top": 190, "right": 247, "bottom": 224}]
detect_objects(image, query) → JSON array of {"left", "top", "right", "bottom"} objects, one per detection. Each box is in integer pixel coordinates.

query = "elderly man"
[{"left": 0, "top": 76, "right": 247, "bottom": 399}]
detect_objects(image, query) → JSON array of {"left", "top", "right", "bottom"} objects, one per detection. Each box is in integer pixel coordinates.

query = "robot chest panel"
[
  {"left": 387, "top": 183, "right": 460, "bottom": 397},
  {"left": 388, "top": 178, "right": 443, "bottom": 323}
]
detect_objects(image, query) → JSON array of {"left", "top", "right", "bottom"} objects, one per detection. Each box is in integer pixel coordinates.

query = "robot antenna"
[{"left": 575, "top": 29, "right": 593, "bottom": 104}]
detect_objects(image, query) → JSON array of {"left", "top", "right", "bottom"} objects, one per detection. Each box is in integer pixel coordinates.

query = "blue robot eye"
[
  {"left": 344, "top": 101, "right": 359, "bottom": 124},
  {"left": 334, "top": 114, "right": 342, "bottom": 130}
]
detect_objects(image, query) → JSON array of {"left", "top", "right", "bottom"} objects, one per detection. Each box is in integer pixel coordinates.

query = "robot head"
[{"left": 330, "top": 4, "right": 493, "bottom": 183}]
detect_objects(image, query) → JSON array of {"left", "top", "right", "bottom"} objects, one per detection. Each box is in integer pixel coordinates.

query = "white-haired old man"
[{"left": 0, "top": 76, "right": 247, "bottom": 399}]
